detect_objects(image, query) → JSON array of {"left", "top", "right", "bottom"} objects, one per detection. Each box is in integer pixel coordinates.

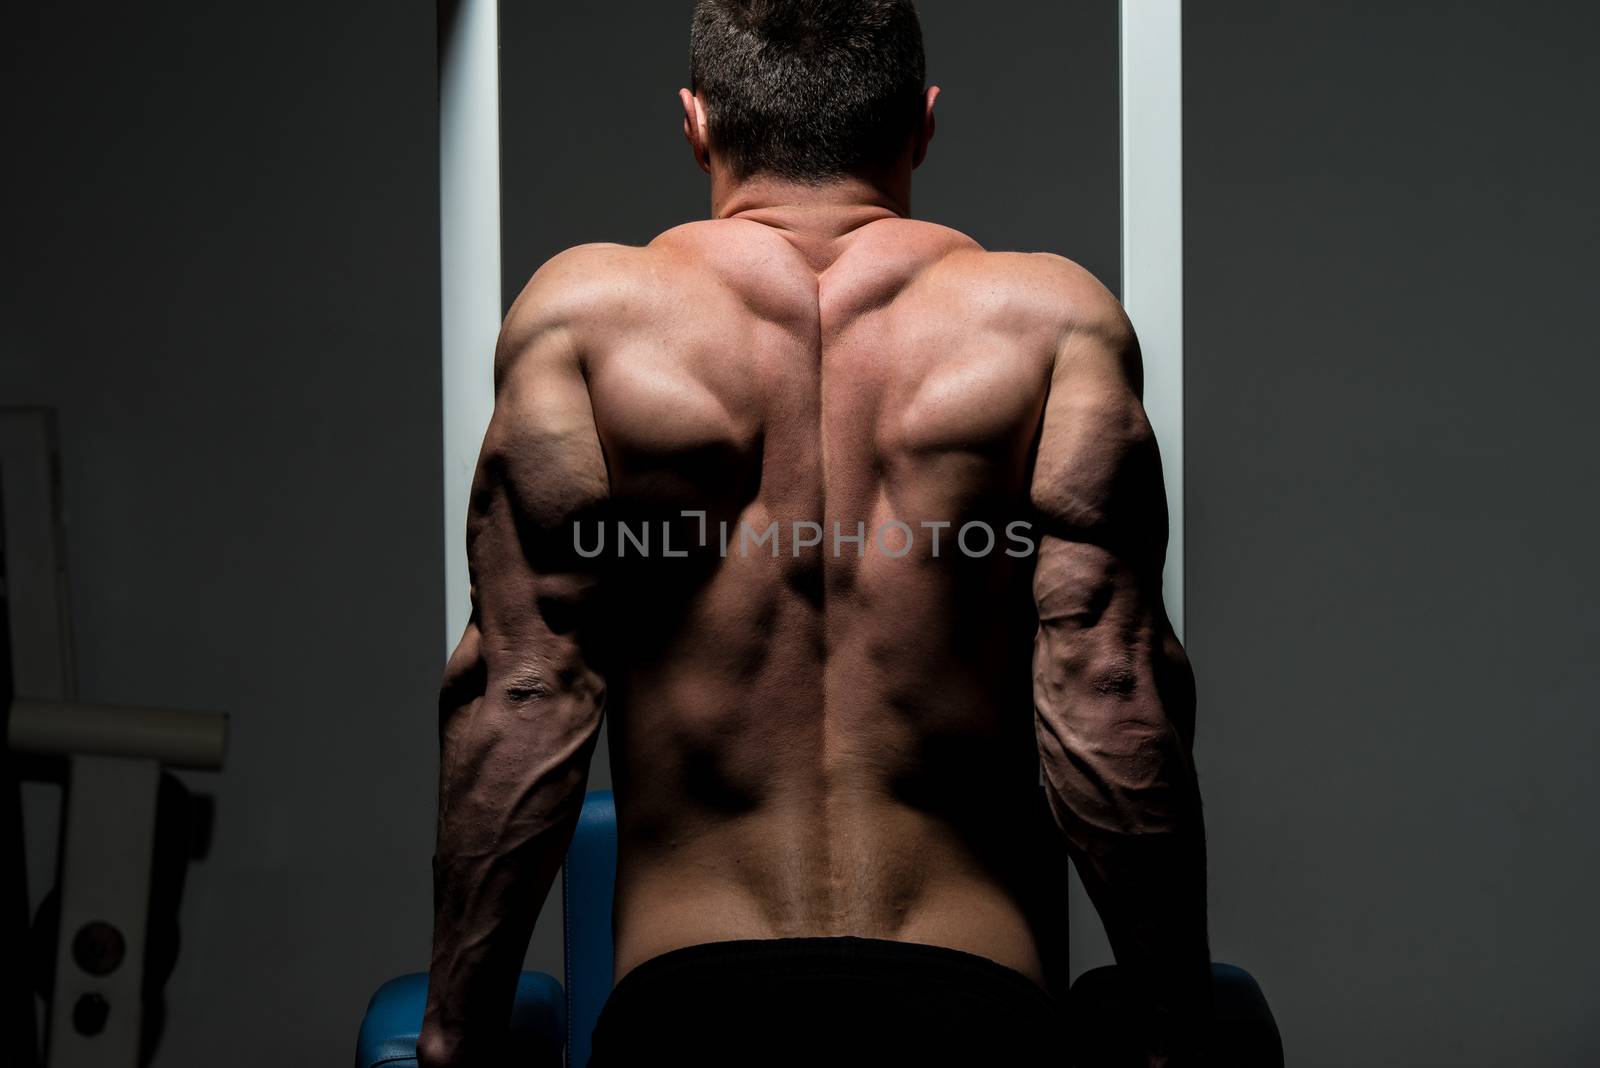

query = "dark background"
[{"left": 4, "top": 1, "right": 1597, "bottom": 1064}]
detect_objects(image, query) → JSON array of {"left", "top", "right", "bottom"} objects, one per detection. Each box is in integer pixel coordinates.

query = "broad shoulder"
[
  {"left": 935, "top": 250, "right": 1139, "bottom": 392},
  {"left": 495, "top": 242, "right": 676, "bottom": 382},
  {"left": 502, "top": 243, "right": 656, "bottom": 336},
  {"left": 933, "top": 250, "right": 1128, "bottom": 337},
  {"left": 503, "top": 228, "right": 757, "bottom": 336}
]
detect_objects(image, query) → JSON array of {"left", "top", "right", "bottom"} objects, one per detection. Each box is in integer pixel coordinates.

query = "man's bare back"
[
  {"left": 570, "top": 213, "right": 1085, "bottom": 988},
  {"left": 428, "top": 203, "right": 1198, "bottom": 1014}
]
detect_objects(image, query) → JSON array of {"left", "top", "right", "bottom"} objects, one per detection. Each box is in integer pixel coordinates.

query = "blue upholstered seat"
[
  {"left": 353, "top": 970, "right": 564, "bottom": 1068},
  {"left": 560, "top": 791, "right": 617, "bottom": 1068},
  {"left": 353, "top": 791, "right": 615, "bottom": 1068}
]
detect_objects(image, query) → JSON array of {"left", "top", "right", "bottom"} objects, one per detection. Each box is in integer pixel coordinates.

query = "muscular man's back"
[
  {"left": 571, "top": 214, "right": 1066, "bottom": 986},
  {"left": 423, "top": 8, "right": 1207, "bottom": 1064}
]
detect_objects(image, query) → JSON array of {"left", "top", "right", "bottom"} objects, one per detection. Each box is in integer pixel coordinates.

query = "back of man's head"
[{"left": 689, "top": 0, "right": 927, "bottom": 183}]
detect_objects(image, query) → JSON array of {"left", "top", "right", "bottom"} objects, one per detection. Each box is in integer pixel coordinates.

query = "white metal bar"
[
  {"left": 1069, "top": 0, "right": 1187, "bottom": 982},
  {"left": 439, "top": 0, "right": 570, "bottom": 991},
  {"left": 1120, "top": 0, "right": 1185, "bottom": 641},
  {"left": 9, "top": 701, "right": 227, "bottom": 770},
  {"left": 46, "top": 756, "right": 159, "bottom": 1068},
  {"left": 438, "top": 0, "right": 503, "bottom": 653},
  {"left": 2, "top": 409, "right": 76, "bottom": 1053}
]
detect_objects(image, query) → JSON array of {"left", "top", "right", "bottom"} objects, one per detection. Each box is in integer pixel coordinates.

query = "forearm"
[
  {"left": 420, "top": 777, "right": 584, "bottom": 1067},
  {"left": 420, "top": 679, "right": 600, "bottom": 1067},
  {"left": 1033, "top": 585, "right": 1211, "bottom": 1060},
  {"left": 1065, "top": 788, "right": 1212, "bottom": 1066}
]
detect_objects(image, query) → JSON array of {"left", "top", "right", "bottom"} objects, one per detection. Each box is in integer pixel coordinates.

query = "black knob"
[
  {"left": 72, "top": 992, "right": 110, "bottom": 1036},
  {"left": 72, "top": 921, "right": 126, "bottom": 976}
]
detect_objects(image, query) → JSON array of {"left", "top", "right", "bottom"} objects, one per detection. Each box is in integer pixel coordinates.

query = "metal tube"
[
  {"left": 8, "top": 700, "right": 227, "bottom": 770},
  {"left": 438, "top": 0, "right": 503, "bottom": 655},
  {"left": 1121, "top": 0, "right": 1186, "bottom": 640}
]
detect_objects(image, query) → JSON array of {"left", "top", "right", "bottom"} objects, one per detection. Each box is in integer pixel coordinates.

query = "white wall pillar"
[
  {"left": 438, "top": 0, "right": 502, "bottom": 651},
  {"left": 1121, "top": 0, "right": 1185, "bottom": 640},
  {"left": 1070, "top": 0, "right": 1188, "bottom": 980}
]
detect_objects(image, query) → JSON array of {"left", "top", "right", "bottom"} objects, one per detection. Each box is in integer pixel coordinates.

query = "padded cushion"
[
  {"left": 1069, "top": 962, "right": 1284, "bottom": 1067},
  {"left": 353, "top": 970, "right": 564, "bottom": 1068},
  {"left": 562, "top": 790, "right": 618, "bottom": 1068}
]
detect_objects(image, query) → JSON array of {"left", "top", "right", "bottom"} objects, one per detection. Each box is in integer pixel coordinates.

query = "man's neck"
[{"left": 711, "top": 170, "right": 911, "bottom": 270}]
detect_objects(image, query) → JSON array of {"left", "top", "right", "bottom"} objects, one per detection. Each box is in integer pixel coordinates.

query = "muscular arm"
[
  {"left": 419, "top": 262, "right": 610, "bottom": 1068},
  {"left": 1029, "top": 281, "right": 1211, "bottom": 1065}
]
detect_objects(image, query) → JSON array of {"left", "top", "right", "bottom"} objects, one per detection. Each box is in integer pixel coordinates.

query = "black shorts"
[{"left": 585, "top": 935, "right": 1063, "bottom": 1067}]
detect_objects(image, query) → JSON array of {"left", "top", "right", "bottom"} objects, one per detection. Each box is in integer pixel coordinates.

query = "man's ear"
[
  {"left": 679, "top": 88, "right": 712, "bottom": 174},
  {"left": 912, "top": 85, "right": 940, "bottom": 169}
]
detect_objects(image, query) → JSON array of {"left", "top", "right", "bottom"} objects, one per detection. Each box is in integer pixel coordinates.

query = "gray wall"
[
  {"left": 3, "top": 1, "right": 441, "bottom": 1063},
  {"left": 1187, "top": 3, "right": 1600, "bottom": 1066}
]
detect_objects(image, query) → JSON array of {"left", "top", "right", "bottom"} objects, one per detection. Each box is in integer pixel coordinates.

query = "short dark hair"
[{"left": 689, "top": 0, "right": 927, "bottom": 182}]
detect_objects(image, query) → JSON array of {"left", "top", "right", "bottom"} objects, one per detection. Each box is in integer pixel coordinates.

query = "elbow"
[
  {"left": 1039, "top": 729, "right": 1201, "bottom": 843},
  {"left": 1155, "top": 630, "right": 1198, "bottom": 749},
  {"left": 438, "top": 623, "right": 488, "bottom": 735},
  {"left": 1049, "top": 775, "right": 1198, "bottom": 844}
]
